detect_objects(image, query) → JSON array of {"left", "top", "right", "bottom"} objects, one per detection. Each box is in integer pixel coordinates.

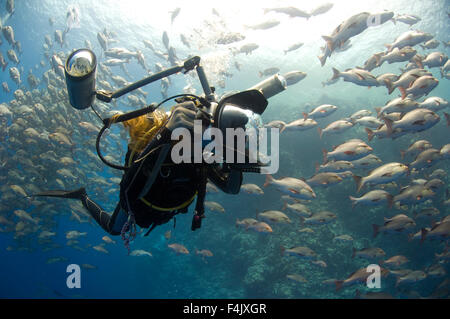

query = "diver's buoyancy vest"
[
  {"left": 120, "top": 147, "right": 200, "bottom": 228},
  {"left": 140, "top": 162, "right": 199, "bottom": 210}
]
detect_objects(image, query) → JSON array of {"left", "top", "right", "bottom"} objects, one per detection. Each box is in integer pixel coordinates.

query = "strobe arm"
[{"left": 95, "top": 56, "right": 203, "bottom": 104}]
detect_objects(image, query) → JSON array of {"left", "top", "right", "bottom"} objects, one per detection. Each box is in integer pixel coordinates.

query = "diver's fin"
[{"left": 31, "top": 188, "right": 87, "bottom": 200}]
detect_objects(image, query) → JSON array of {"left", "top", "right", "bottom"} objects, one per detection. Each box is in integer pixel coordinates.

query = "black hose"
[
  {"left": 96, "top": 125, "right": 127, "bottom": 170},
  {"left": 93, "top": 94, "right": 202, "bottom": 171}
]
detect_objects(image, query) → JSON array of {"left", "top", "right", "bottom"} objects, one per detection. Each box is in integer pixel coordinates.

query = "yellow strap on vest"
[{"left": 140, "top": 191, "right": 198, "bottom": 212}]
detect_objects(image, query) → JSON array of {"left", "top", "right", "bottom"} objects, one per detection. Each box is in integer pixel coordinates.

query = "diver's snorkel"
[{"left": 64, "top": 48, "right": 287, "bottom": 171}]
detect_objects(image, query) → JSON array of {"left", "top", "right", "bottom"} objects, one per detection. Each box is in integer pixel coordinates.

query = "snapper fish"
[
  {"left": 258, "top": 210, "right": 291, "bottom": 224},
  {"left": 373, "top": 214, "right": 416, "bottom": 238},
  {"left": 350, "top": 154, "right": 382, "bottom": 169},
  {"left": 168, "top": 243, "right": 189, "bottom": 255},
  {"left": 384, "top": 68, "right": 431, "bottom": 95},
  {"left": 236, "top": 218, "right": 273, "bottom": 233},
  {"left": 323, "top": 139, "right": 373, "bottom": 162},
  {"left": 303, "top": 104, "right": 338, "bottom": 119},
  {"left": 409, "top": 148, "right": 442, "bottom": 170},
  {"left": 419, "top": 97, "right": 449, "bottom": 112},
  {"left": 400, "top": 139, "right": 432, "bottom": 159},
  {"left": 354, "top": 116, "right": 384, "bottom": 129},
  {"left": 130, "top": 249, "right": 153, "bottom": 258},
  {"left": 414, "top": 207, "right": 440, "bottom": 219},
  {"left": 360, "top": 52, "right": 385, "bottom": 71},
  {"left": 421, "top": 220, "right": 450, "bottom": 242},
  {"left": 283, "top": 43, "right": 304, "bottom": 55},
  {"left": 303, "top": 211, "right": 336, "bottom": 225},
  {"left": 306, "top": 172, "right": 342, "bottom": 187},
  {"left": 315, "top": 160, "right": 354, "bottom": 173},
  {"left": 286, "top": 274, "right": 307, "bottom": 283},
  {"left": 376, "top": 47, "right": 417, "bottom": 67},
  {"left": 334, "top": 234, "right": 353, "bottom": 243},
  {"left": 376, "top": 73, "right": 399, "bottom": 87},
  {"left": 310, "top": 3, "right": 333, "bottom": 16},
  {"left": 245, "top": 20, "right": 280, "bottom": 30},
  {"left": 352, "top": 247, "right": 386, "bottom": 261},
  {"left": 440, "top": 143, "right": 450, "bottom": 158},
  {"left": 263, "top": 7, "right": 311, "bottom": 19},
  {"left": 66, "top": 231, "right": 87, "bottom": 240},
  {"left": 335, "top": 267, "right": 390, "bottom": 291},
  {"left": 398, "top": 75, "right": 439, "bottom": 100},
  {"left": 240, "top": 184, "right": 264, "bottom": 195},
  {"left": 392, "top": 14, "right": 421, "bottom": 26},
  {"left": 349, "top": 190, "right": 393, "bottom": 209},
  {"left": 204, "top": 201, "right": 225, "bottom": 213},
  {"left": 322, "top": 12, "right": 371, "bottom": 53},
  {"left": 283, "top": 70, "right": 307, "bottom": 85},
  {"left": 264, "top": 175, "right": 316, "bottom": 200},
  {"left": 419, "top": 39, "right": 441, "bottom": 50},
  {"left": 440, "top": 60, "right": 450, "bottom": 78},
  {"left": 384, "top": 108, "right": 440, "bottom": 136},
  {"left": 396, "top": 271, "right": 427, "bottom": 287},
  {"left": 349, "top": 109, "right": 372, "bottom": 121},
  {"left": 283, "top": 203, "right": 311, "bottom": 218},
  {"left": 170, "top": 7, "right": 181, "bottom": 24},
  {"left": 318, "top": 120, "right": 353, "bottom": 138},
  {"left": 330, "top": 67, "right": 380, "bottom": 88},
  {"left": 393, "top": 185, "right": 435, "bottom": 206},
  {"left": 353, "top": 162, "right": 409, "bottom": 192},
  {"left": 283, "top": 118, "right": 317, "bottom": 132},
  {"left": 281, "top": 246, "right": 317, "bottom": 260},
  {"left": 93, "top": 244, "right": 109, "bottom": 254},
  {"left": 382, "top": 255, "right": 409, "bottom": 268},
  {"left": 385, "top": 30, "right": 433, "bottom": 53},
  {"left": 421, "top": 52, "right": 448, "bottom": 68}
]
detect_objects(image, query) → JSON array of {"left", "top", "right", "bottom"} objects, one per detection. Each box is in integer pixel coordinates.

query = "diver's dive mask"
[{"left": 208, "top": 90, "right": 269, "bottom": 168}]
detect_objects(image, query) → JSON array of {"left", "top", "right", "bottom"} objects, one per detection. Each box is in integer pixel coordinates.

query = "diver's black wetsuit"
[
  {"left": 75, "top": 103, "right": 243, "bottom": 236},
  {"left": 78, "top": 146, "right": 242, "bottom": 235}
]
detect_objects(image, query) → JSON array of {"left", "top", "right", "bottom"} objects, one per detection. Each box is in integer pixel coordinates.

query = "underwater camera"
[{"left": 64, "top": 48, "right": 287, "bottom": 172}]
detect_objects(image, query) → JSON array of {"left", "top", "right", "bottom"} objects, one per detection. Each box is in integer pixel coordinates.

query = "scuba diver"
[
  {"left": 33, "top": 49, "right": 286, "bottom": 249},
  {"left": 35, "top": 101, "right": 243, "bottom": 240}
]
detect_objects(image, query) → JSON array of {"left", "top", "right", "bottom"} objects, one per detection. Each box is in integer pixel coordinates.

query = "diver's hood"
[{"left": 214, "top": 89, "right": 267, "bottom": 132}]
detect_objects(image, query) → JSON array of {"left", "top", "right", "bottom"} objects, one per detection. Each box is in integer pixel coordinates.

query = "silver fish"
[
  {"left": 393, "top": 185, "right": 435, "bottom": 206},
  {"left": 331, "top": 67, "right": 379, "bottom": 87},
  {"left": 283, "top": 71, "right": 307, "bottom": 85},
  {"left": 398, "top": 75, "right": 438, "bottom": 100},
  {"left": 303, "top": 104, "right": 337, "bottom": 119},
  {"left": 353, "top": 162, "right": 409, "bottom": 192},
  {"left": 349, "top": 190, "right": 393, "bottom": 209},
  {"left": 385, "top": 30, "right": 433, "bottom": 52},
  {"left": 384, "top": 108, "right": 440, "bottom": 135},
  {"left": 409, "top": 148, "right": 442, "bottom": 170},
  {"left": 373, "top": 214, "right": 416, "bottom": 237},
  {"left": 392, "top": 14, "right": 421, "bottom": 26},
  {"left": 421, "top": 52, "right": 448, "bottom": 68}
]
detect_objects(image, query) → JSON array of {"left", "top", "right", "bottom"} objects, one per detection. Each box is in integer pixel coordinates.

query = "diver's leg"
[
  {"left": 80, "top": 194, "right": 126, "bottom": 236},
  {"left": 33, "top": 187, "right": 127, "bottom": 235}
]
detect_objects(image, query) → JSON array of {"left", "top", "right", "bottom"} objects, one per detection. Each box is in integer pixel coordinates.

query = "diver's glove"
[
  {"left": 137, "top": 101, "right": 198, "bottom": 160},
  {"left": 165, "top": 101, "right": 197, "bottom": 133}
]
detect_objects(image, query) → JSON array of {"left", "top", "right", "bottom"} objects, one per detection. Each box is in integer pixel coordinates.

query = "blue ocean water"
[{"left": 0, "top": 0, "right": 449, "bottom": 299}]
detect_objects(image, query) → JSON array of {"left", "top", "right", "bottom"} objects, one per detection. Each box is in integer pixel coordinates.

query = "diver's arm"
[{"left": 207, "top": 165, "right": 243, "bottom": 194}]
